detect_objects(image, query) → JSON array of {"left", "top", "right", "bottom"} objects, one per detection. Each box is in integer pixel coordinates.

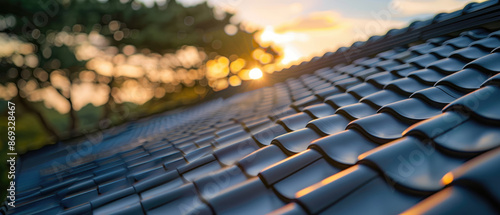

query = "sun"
[{"left": 249, "top": 68, "right": 263, "bottom": 80}]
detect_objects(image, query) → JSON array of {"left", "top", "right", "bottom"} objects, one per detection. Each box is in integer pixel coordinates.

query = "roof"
[{"left": 5, "top": 1, "right": 500, "bottom": 214}]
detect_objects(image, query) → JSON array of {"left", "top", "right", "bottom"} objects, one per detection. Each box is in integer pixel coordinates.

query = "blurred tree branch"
[{"left": 14, "top": 85, "right": 60, "bottom": 141}]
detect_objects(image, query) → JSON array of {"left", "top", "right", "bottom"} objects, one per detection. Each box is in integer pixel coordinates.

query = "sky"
[{"left": 171, "top": 0, "right": 486, "bottom": 64}]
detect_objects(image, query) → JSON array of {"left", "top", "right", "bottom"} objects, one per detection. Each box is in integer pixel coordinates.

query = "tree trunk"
[
  {"left": 67, "top": 97, "right": 79, "bottom": 135},
  {"left": 100, "top": 76, "right": 115, "bottom": 127},
  {"left": 14, "top": 94, "right": 60, "bottom": 141},
  {"left": 63, "top": 68, "right": 79, "bottom": 136}
]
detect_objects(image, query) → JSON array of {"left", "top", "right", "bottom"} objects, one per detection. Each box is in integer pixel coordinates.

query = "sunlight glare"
[
  {"left": 280, "top": 46, "right": 301, "bottom": 65},
  {"left": 249, "top": 68, "right": 263, "bottom": 80},
  {"left": 260, "top": 26, "right": 298, "bottom": 44},
  {"left": 259, "top": 26, "right": 303, "bottom": 66}
]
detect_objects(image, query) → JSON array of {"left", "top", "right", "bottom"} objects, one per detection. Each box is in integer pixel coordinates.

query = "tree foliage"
[{"left": 0, "top": 0, "right": 277, "bottom": 145}]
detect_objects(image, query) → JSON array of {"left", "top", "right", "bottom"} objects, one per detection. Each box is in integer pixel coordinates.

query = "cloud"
[
  {"left": 257, "top": 9, "right": 407, "bottom": 65},
  {"left": 392, "top": 0, "right": 487, "bottom": 16},
  {"left": 275, "top": 11, "right": 341, "bottom": 33},
  {"left": 219, "top": 0, "right": 324, "bottom": 27}
]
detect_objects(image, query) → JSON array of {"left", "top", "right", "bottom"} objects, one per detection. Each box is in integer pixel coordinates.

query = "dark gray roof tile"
[
  {"left": 311, "top": 130, "right": 378, "bottom": 166},
  {"left": 272, "top": 128, "right": 322, "bottom": 155},
  {"left": 447, "top": 147, "right": 500, "bottom": 203},
  {"left": 459, "top": 29, "right": 490, "bottom": 40},
  {"left": 374, "top": 59, "right": 402, "bottom": 71},
  {"left": 133, "top": 170, "right": 180, "bottom": 193},
  {"left": 270, "top": 107, "right": 299, "bottom": 120},
  {"left": 427, "top": 57, "right": 467, "bottom": 74},
  {"left": 429, "top": 45, "right": 457, "bottom": 58},
  {"left": 359, "top": 136, "right": 465, "bottom": 193},
  {"left": 176, "top": 143, "right": 198, "bottom": 154},
  {"left": 464, "top": 52, "right": 500, "bottom": 73},
  {"left": 295, "top": 165, "right": 378, "bottom": 214},
  {"left": 318, "top": 72, "right": 340, "bottom": 81},
  {"left": 390, "top": 64, "right": 420, "bottom": 77},
  {"left": 314, "top": 86, "right": 342, "bottom": 100},
  {"left": 353, "top": 67, "right": 381, "bottom": 80},
  {"left": 213, "top": 138, "right": 259, "bottom": 166},
  {"left": 360, "top": 89, "right": 407, "bottom": 109},
  {"left": 408, "top": 54, "right": 440, "bottom": 69},
  {"left": 139, "top": 177, "right": 184, "bottom": 201},
  {"left": 259, "top": 149, "right": 322, "bottom": 186},
  {"left": 444, "top": 85, "right": 500, "bottom": 123},
  {"left": 61, "top": 188, "right": 98, "bottom": 208},
  {"left": 403, "top": 111, "right": 468, "bottom": 139},
  {"left": 272, "top": 157, "right": 340, "bottom": 200},
  {"left": 310, "top": 82, "right": 331, "bottom": 91},
  {"left": 277, "top": 112, "right": 313, "bottom": 131},
  {"left": 184, "top": 145, "right": 213, "bottom": 162},
  {"left": 324, "top": 93, "right": 358, "bottom": 109},
  {"left": 302, "top": 103, "right": 336, "bottom": 118},
  {"left": 481, "top": 73, "right": 500, "bottom": 87},
  {"left": 290, "top": 95, "right": 321, "bottom": 110},
  {"left": 93, "top": 193, "right": 142, "bottom": 215},
  {"left": 392, "top": 50, "right": 419, "bottom": 63},
  {"left": 410, "top": 86, "right": 459, "bottom": 108},
  {"left": 436, "top": 68, "right": 489, "bottom": 92},
  {"left": 327, "top": 74, "right": 351, "bottom": 83},
  {"left": 97, "top": 178, "right": 130, "bottom": 194},
  {"left": 471, "top": 37, "right": 500, "bottom": 50},
  {"left": 347, "top": 113, "right": 410, "bottom": 144},
  {"left": 366, "top": 71, "right": 400, "bottom": 88},
  {"left": 490, "top": 29, "right": 500, "bottom": 38},
  {"left": 180, "top": 158, "right": 222, "bottom": 181},
  {"left": 242, "top": 117, "right": 273, "bottom": 132},
  {"left": 318, "top": 176, "right": 422, "bottom": 214},
  {"left": 129, "top": 166, "right": 165, "bottom": 182},
  {"left": 410, "top": 43, "right": 437, "bottom": 55},
  {"left": 336, "top": 103, "right": 376, "bottom": 121},
  {"left": 434, "top": 118, "right": 500, "bottom": 155},
  {"left": 314, "top": 67, "right": 334, "bottom": 76},
  {"left": 59, "top": 203, "right": 91, "bottom": 215},
  {"left": 443, "top": 36, "right": 475, "bottom": 49},
  {"left": 306, "top": 114, "right": 350, "bottom": 136},
  {"left": 11, "top": 195, "right": 59, "bottom": 214},
  {"left": 193, "top": 166, "right": 248, "bottom": 200},
  {"left": 64, "top": 179, "right": 97, "bottom": 196},
  {"left": 346, "top": 82, "right": 380, "bottom": 99},
  {"left": 450, "top": 46, "right": 490, "bottom": 62},
  {"left": 268, "top": 203, "right": 308, "bottom": 215},
  {"left": 141, "top": 183, "right": 202, "bottom": 215},
  {"left": 376, "top": 49, "right": 402, "bottom": 60},
  {"left": 426, "top": 36, "right": 451, "bottom": 45},
  {"left": 252, "top": 124, "right": 288, "bottom": 146},
  {"left": 237, "top": 145, "right": 287, "bottom": 176},
  {"left": 184, "top": 203, "right": 213, "bottom": 215},
  {"left": 206, "top": 178, "right": 285, "bottom": 215},
  {"left": 403, "top": 186, "right": 498, "bottom": 215},
  {"left": 356, "top": 58, "right": 382, "bottom": 67},
  {"left": 408, "top": 69, "right": 446, "bottom": 85},
  {"left": 385, "top": 78, "right": 430, "bottom": 97},
  {"left": 334, "top": 77, "right": 363, "bottom": 91},
  {"left": 216, "top": 124, "right": 243, "bottom": 137},
  {"left": 379, "top": 98, "right": 441, "bottom": 123}
]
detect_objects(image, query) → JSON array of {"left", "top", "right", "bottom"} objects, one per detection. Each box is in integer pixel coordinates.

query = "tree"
[{"left": 0, "top": 0, "right": 278, "bottom": 140}]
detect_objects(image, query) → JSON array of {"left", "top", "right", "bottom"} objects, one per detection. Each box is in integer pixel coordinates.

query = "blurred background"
[{"left": 0, "top": 0, "right": 483, "bottom": 154}]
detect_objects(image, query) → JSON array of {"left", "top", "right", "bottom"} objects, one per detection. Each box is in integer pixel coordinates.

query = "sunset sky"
[{"left": 174, "top": 0, "right": 486, "bottom": 63}]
